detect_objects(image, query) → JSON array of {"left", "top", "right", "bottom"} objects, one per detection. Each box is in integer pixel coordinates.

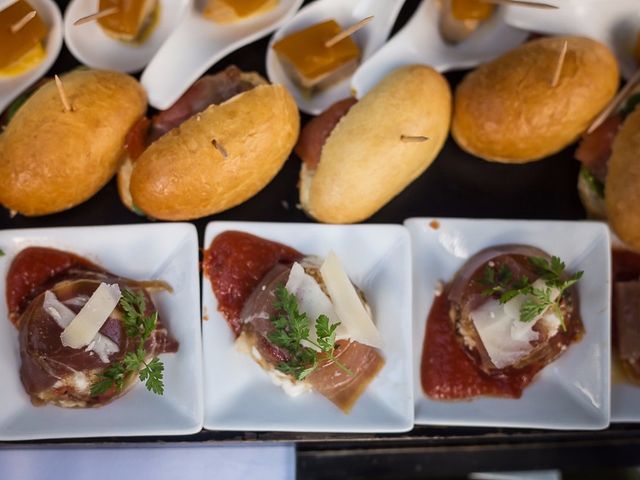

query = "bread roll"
[
  {"left": 0, "top": 69, "right": 146, "bottom": 216},
  {"left": 300, "top": 65, "right": 452, "bottom": 224},
  {"left": 452, "top": 36, "right": 619, "bottom": 163},
  {"left": 606, "top": 107, "right": 640, "bottom": 250},
  {"left": 127, "top": 83, "right": 299, "bottom": 220}
]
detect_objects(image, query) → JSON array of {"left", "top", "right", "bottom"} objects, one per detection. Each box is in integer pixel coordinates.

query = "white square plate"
[
  {"left": 0, "top": 224, "right": 203, "bottom": 440},
  {"left": 405, "top": 218, "right": 611, "bottom": 430},
  {"left": 202, "top": 222, "right": 413, "bottom": 432},
  {"left": 610, "top": 232, "right": 640, "bottom": 423}
]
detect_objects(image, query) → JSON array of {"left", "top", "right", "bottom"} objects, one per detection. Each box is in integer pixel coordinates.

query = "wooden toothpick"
[
  {"left": 10, "top": 10, "right": 37, "bottom": 33},
  {"left": 54, "top": 75, "right": 72, "bottom": 112},
  {"left": 401, "top": 135, "right": 429, "bottom": 143},
  {"left": 587, "top": 68, "right": 640, "bottom": 134},
  {"left": 211, "top": 138, "right": 228, "bottom": 158},
  {"left": 480, "top": 0, "right": 558, "bottom": 9},
  {"left": 550, "top": 39, "right": 568, "bottom": 88},
  {"left": 325, "top": 16, "right": 374, "bottom": 48},
  {"left": 73, "top": 7, "right": 119, "bottom": 26}
]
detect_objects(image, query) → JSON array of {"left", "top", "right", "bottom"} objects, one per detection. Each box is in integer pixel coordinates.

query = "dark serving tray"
[{"left": 1, "top": 0, "right": 639, "bottom": 477}]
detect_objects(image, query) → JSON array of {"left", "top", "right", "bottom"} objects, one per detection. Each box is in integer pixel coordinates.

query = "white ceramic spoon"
[
  {"left": 351, "top": 0, "right": 528, "bottom": 98},
  {"left": 64, "top": 0, "right": 191, "bottom": 73},
  {"left": 141, "top": 0, "right": 303, "bottom": 110},
  {"left": 265, "top": 0, "right": 407, "bottom": 115},
  {"left": 0, "top": 0, "right": 63, "bottom": 113},
  {"left": 503, "top": 0, "right": 640, "bottom": 80}
]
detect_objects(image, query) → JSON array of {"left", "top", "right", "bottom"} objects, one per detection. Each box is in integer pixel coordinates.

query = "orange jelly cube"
[
  {"left": 451, "top": 0, "right": 495, "bottom": 21},
  {"left": 0, "top": 0, "right": 47, "bottom": 70},
  {"left": 204, "top": 0, "right": 278, "bottom": 23},
  {"left": 97, "top": 0, "right": 157, "bottom": 41},
  {"left": 272, "top": 20, "right": 361, "bottom": 89}
]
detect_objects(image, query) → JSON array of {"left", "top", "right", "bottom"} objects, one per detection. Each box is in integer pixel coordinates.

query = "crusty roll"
[
  {"left": 606, "top": 107, "right": 640, "bottom": 250},
  {"left": 452, "top": 36, "right": 619, "bottom": 163},
  {"left": 300, "top": 65, "right": 452, "bottom": 224},
  {"left": 127, "top": 83, "right": 299, "bottom": 220},
  {"left": 0, "top": 69, "right": 146, "bottom": 216}
]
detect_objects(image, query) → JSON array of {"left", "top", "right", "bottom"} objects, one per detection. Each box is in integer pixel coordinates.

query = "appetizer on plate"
[
  {"left": 93, "top": 0, "right": 160, "bottom": 43},
  {"left": 438, "top": 0, "right": 495, "bottom": 45},
  {"left": 452, "top": 36, "right": 619, "bottom": 163},
  {"left": 0, "top": 0, "right": 48, "bottom": 77},
  {"left": 118, "top": 65, "right": 299, "bottom": 220},
  {"left": 204, "top": 0, "right": 278, "bottom": 23},
  {"left": 6, "top": 246, "right": 178, "bottom": 407},
  {"left": 421, "top": 245, "right": 584, "bottom": 400},
  {"left": 272, "top": 19, "right": 362, "bottom": 93},
  {"left": 612, "top": 246, "right": 640, "bottom": 386},
  {"left": 0, "top": 68, "right": 146, "bottom": 216},
  {"left": 296, "top": 65, "right": 451, "bottom": 224},
  {"left": 203, "top": 231, "right": 384, "bottom": 413}
]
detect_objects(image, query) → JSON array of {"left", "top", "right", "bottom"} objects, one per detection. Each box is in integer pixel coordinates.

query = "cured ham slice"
[
  {"left": 8, "top": 247, "right": 178, "bottom": 408},
  {"left": 614, "top": 280, "right": 640, "bottom": 384}
]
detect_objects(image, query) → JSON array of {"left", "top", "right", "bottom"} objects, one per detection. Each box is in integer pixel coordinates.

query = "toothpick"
[
  {"left": 587, "top": 68, "right": 640, "bottom": 134},
  {"left": 10, "top": 10, "right": 37, "bottom": 33},
  {"left": 550, "top": 40, "right": 568, "bottom": 88},
  {"left": 211, "top": 138, "right": 228, "bottom": 158},
  {"left": 325, "top": 16, "right": 374, "bottom": 48},
  {"left": 73, "top": 7, "right": 119, "bottom": 26},
  {"left": 480, "top": 0, "right": 558, "bottom": 9},
  {"left": 54, "top": 75, "right": 72, "bottom": 113},
  {"left": 401, "top": 135, "right": 429, "bottom": 143}
]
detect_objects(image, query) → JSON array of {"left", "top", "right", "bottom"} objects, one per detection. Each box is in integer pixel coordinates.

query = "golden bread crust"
[
  {"left": 300, "top": 65, "right": 452, "bottom": 224},
  {"left": 452, "top": 36, "right": 619, "bottom": 163},
  {"left": 129, "top": 84, "right": 299, "bottom": 220},
  {"left": 606, "top": 107, "right": 640, "bottom": 249},
  {"left": 0, "top": 69, "right": 146, "bottom": 216}
]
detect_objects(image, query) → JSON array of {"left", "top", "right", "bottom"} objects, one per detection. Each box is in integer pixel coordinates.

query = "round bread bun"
[
  {"left": 606, "top": 107, "right": 640, "bottom": 250},
  {"left": 452, "top": 36, "right": 619, "bottom": 163},
  {"left": 300, "top": 65, "right": 452, "bottom": 224},
  {"left": 0, "top": 69, "right": 146, "bottom": 216},
  {"left": 122, "top": 82, "right": 299, "bottom": 221}
]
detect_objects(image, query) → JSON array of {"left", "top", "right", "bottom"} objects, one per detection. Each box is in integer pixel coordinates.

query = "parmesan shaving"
[
  {"left": 319, "top": 251, "right": 383, "bottom": 348},
  {"left": 60, "top": 283, "right": 121, "bottom": 349}
]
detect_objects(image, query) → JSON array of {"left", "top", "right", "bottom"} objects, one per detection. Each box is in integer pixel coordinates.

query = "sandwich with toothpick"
[
  {"left": 0, "top": 69, "right": 146, "bottom": 216},
  {"left": 575, "top": 70, "right": 640, "bottom": 249},
  {"left": 295, "top": 65, "right": 452, "bottom": 224},
  {"left": 451, "top": 36, "right": 619, "bottom": 163},
  {"left": 116, "top": 65, "right": 300, "bottom": 220}
]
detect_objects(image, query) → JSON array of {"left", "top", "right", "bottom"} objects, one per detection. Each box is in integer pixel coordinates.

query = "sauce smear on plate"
[{"left": 203, "top": 231, "right": 302, "bottom": 336}]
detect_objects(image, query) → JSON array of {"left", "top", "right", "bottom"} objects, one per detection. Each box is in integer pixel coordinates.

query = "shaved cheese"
[
  {"left": 471, "top": 279, "right": 563, "bottom": 369},
  {"left": 43, "top": 290, "right": 120, "bottom": 363},
  {"left": 285, "top": 261, "right": 338, "bottom": 349},
  {"left": 319, "top": 251, "right": 383, "bottom": 348},
  {"left": 60, "top": 283, "right": 121, "bottom": 349}
]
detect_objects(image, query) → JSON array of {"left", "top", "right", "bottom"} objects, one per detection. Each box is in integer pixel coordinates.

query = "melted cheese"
[
  {"left": 60, "top": 283, "right": 121, "bottom": 349},
  {"left": 470, "top": 279, "right": 561, "bottom": 369},
  {"left": 43, "top": 290, "right": 120, "bottom": 363},
  {"left": 0, "top": 42, "right": 45, "bottom": 77},
  {"left": 319, "top": 252, "right": 383, "bottom": 348}
]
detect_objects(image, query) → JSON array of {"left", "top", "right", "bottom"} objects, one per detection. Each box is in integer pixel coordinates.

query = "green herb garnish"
[
  {"left": 268, "top": 285, "right": 352, "bottom": 381},
  {"left": 481, "top": 256, "right": 583, "bottom": 329},
  {"left": 580, "top": 166, "right": 605, "bottom": 199},
  {"left": 0, "top": 249, "right": 4, "bottom": 257},
  {"left": 90, "top": 289, "right": 165, "bottom": 397}
]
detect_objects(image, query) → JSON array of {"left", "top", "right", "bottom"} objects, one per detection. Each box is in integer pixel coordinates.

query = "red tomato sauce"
[
  {"left": 6, "top": 247, "right": 101, "bottom": 327},
  {"left": 203, "top": 231, "right": 302, "bottom": 337},
  {"left": 420, "top": 293, "right": 538, "bottom": 400}
]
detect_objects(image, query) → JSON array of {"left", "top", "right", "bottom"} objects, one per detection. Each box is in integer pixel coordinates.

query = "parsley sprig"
[
  {"left": 90, "top": 289, "right": 165, "bottom": 397},
  {"left": 268, "top": 285, "right": 353, "bottom": 381},
  {"left": 481, "top": 256, "right": 583, "bottom": 329}
]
